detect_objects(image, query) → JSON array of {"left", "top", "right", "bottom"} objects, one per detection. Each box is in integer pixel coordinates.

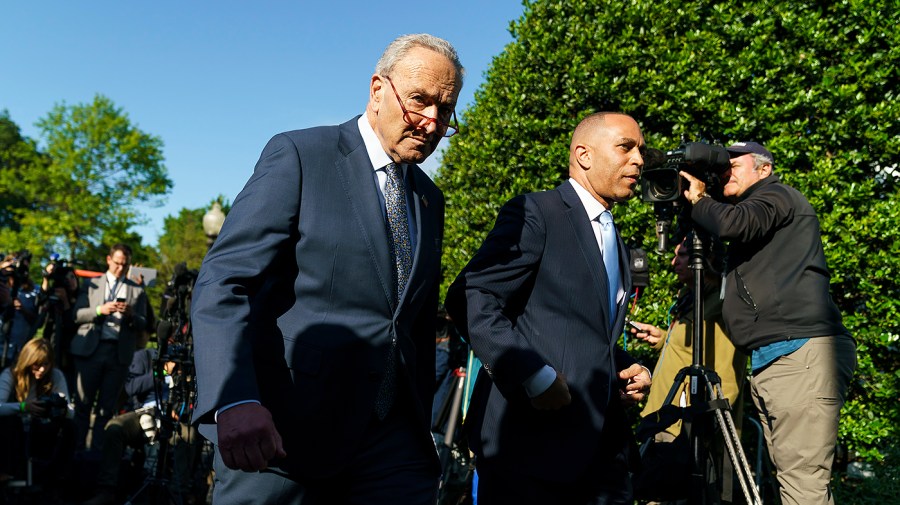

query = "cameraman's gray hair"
[
  {"left": 751, "top": 152, "right": 775, "bottom": 171},
  {"left": 375, "top": 34, "right": 465, "bottom": 84}
]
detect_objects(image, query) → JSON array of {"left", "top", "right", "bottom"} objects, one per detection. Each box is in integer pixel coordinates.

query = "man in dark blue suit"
[
  {"left": 446, "top": 112, "right": 652, "bottom": 504},
  {"left": 190, "top": 33, "right": 464, "bottom": 505}
]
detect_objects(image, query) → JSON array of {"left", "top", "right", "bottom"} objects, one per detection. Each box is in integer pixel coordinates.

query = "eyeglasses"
[{"left": 384, "top": 76, "right": 459, "bottom": 138}]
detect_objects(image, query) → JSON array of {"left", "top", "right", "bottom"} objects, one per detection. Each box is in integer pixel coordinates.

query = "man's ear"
[
  {"left": 574, "top": 144, "right": 592, "bottom": 169},
  {"left": 759, "top": 163, "right": 773, "bottom": 178},
  {"left": 369, "top": 74, "right": 385, "bottom": 113}
]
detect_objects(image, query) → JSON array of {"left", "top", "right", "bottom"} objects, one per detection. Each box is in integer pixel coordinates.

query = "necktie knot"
[
  {"left": 598, "top": 210, "right": 613, "bottom": 229},
  {"left": 386, "top": 162, "right": 403, "bottom": 182}
]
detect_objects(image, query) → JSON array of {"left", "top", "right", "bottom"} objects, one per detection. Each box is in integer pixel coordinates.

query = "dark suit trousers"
[
  {"left": 475, "top": 404, "right": 633, "bottom": 505},
  {"left": 74, "top": 341, "right": 129, "bottom": 451},
  {"left": 211, "top": 398, "right": 439, "bottom": 505}
]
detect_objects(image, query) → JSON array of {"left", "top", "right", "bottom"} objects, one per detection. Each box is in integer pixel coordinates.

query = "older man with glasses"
[{"left": 191, "top": 34, "right": 464, "bottom": 505}]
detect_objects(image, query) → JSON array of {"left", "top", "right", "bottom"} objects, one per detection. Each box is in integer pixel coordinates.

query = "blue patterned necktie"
[
  {"left": 375, "top": 161, "right": 411, "bottom": 420},
  {"left": 384, "top": 162, "right": 412, "bottom": 300},
  {"left": 598, "top": 210, "right": 620, "bottom": 329}
]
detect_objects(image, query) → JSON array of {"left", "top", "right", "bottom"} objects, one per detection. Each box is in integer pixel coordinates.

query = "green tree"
[
  {"left": 437, "top": 0, "right": 900, "bottom": 464},
  {"left": 0, "top": 95, "right": 172, "bottom": 264},
  {"left": 0, "top": 111, "right": 49, "bottom": 239},
  {"left": 155, "top": 197, "right": 231, "bottom": 291}
]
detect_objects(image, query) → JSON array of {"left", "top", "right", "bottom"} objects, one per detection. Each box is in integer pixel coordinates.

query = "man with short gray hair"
[
  {"left": 191, "top": 33, "right": 464, "bottom": 504},
  {"left": 682, "top": 142, "right": 856, "bottom": 505}
]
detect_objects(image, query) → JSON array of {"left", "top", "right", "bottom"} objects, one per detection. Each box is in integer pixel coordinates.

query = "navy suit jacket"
[
  {"left": 191, "top": 117, "right": 444, "bottom": 479},
  {"left": 445, "top": 181, "right": 636, "bottom": 482}
]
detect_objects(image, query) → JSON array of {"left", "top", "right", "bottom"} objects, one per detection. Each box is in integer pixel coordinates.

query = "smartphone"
[
  {"left": 116, "top": 297, "right": 126, "bottom": 303},
  {"left": 626, "top": 319, "right": 642, "bottom": 331}
]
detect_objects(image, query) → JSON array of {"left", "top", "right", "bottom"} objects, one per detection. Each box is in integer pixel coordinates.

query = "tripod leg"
[{"left": 707, "top": 382, "right": 763, "bottom": 505}]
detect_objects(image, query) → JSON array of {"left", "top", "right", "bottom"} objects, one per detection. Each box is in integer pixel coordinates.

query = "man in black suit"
[
  {"left": 190, "top": 34, "right": 464, "bottom": 504},
  {"left": 446, "top": 112, "right": 651, "bottom": 504}
]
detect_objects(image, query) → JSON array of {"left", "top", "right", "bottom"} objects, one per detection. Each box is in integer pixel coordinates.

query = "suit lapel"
[
  {"left": 334, "top": 120, "right": 395, "bottom": 310},
  {"left": 557, "top": 183, "right": 613, "bottom": 332},
  {"left": 401, "top": 166, "right": 436, "bottom": 307}
]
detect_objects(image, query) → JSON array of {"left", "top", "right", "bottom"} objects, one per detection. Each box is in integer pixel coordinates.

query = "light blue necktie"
[
  {"left": 598, "top": 210, "right": 620, "bottom": 328},
  {"left": 375, "top": 162, "right": 411, "bottom": 420}
]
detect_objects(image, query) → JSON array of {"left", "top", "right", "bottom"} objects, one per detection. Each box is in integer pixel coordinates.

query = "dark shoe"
[{"left": 81, "top": 488, "right": 116, "bottom": 505}]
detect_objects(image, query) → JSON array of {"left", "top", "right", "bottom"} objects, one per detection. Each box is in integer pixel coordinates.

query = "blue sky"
[{"left": 1, "top": 1, "right": 525, "bottom": 245}]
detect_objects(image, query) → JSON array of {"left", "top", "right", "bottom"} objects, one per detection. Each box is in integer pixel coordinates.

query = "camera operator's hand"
[
  {"left": 530, "top": 371, "right": 572, "bottom": 410},
  {"left": 629, "top": 321, "right": 665, "bottom": 347},
  {"left": 680, "top": 171, "right": 709, "bottom": 205},
  {"left": 24, "top": 398, "right": 47, "bottom": 417},
  {"left": 217, "top": 403, "right": 287, "bottom": 472},
  {"left": 618, "top": 363, "right": 651, "bottom": 405}
]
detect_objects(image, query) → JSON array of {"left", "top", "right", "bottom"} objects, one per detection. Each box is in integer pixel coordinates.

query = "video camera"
[
  {"left": 157, "top": 262, "right": 198, "bottom": 362},
  {"left": 640, "top": 140, "right": 730, "bottom": 252},
  {"left": 641, "top": 141, "right": 730, "bottom": 203},
  {"left": 41, "top": 253, "right": 74, "bottom": 303},
  {"left": 0, "top": 250, "right": 33, "bottom": 292},
  {"left": 35, "top": 392, "right": 68, "bottom": 420}
]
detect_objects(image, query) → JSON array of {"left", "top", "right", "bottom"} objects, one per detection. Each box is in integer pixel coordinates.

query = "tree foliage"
[
  {"left": 0, "top": 95, "right": 172, "bottom": 266},
  {"left": 156, "top": 197, "right": 231, "bottom": 283},
  {"left": 437, "top": 0, "right": 900, "bottom": 461},
  {"left": 0, "top": 111, "right": 48, "bottom": 238}
]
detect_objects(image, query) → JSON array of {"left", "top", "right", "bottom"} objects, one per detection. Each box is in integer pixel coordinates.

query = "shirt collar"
[
  {"left": 568, "top": 178, "right": 609, "bottom": 222},
  {"left": 105, "top": 271, "right": 122, "bottom": 285},
  {"left": 357, "top": 115, "right": 403, "bottom": 174}
]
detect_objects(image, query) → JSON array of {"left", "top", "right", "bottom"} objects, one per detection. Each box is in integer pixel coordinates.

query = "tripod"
[
  {"left": 641, "top": 232, "right": 762, "bottom": 505},
  {"left": 124, "top": 357, "right": 184, "bottom": 505}
]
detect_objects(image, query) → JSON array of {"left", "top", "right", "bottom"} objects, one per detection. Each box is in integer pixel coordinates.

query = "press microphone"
[{"left": 156, "top": 320, "right": 173, "bottom": 357}]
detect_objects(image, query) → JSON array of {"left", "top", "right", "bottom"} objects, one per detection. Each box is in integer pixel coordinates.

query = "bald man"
[{"left": 446, "top": 112, "right": 651, "bottom": 504}]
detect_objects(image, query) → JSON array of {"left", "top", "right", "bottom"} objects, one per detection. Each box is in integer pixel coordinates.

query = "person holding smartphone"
[{"left": 72, "top": 243, "right": 148, "bottom": 451}]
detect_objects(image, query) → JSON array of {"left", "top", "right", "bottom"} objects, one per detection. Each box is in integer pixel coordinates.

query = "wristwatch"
[{"left": 691, "top": 192, "right": 711, "bottom": 205}]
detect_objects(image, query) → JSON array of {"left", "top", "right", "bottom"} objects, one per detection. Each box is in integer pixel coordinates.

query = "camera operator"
[
  {"left": 0, "top": 338, "right": 75, "bottom": 487},
  {"left": 37, "top": 256, "right": 80, "bottom": 381},
  {"left": 1, "top": 251, "right": 38, "bottom": 368},
  {"left": 680, "top": 141, "right": 856, "bottom": 505}
]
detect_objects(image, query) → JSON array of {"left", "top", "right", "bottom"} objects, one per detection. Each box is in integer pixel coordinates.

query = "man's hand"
[
  {"left": 217, "top": 403, "right": 287, "bottom": 471},
  {"left": 531, "top": 372, "right": 572, "bottom": 410},
  {"left": 618, "top": 363, "right": 651, "bottom": 405},
  {"left": 680, "top": 171, "right": 708, "bottom": 205}
]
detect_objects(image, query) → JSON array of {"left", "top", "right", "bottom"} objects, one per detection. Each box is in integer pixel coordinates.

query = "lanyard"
[{"left": 106, "top": 278, "right": 123, "bottom": 302}]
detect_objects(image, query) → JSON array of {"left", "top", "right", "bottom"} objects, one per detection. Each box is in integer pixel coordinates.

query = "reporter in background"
[
  {"left": 72, "top": 243, "right": 149, "bottom": 451},
  {"left": 0, "top": 337, "right": 75, "bottom": 485},
  {"left": 681, "top": 141, "right": 855, "bottom": 505},
  {"left": 630, "top": 235, "right": 746, "bottom": 440},
  {"left": 82, "top": 345, "right": 189, "bottom": 505},
  {"left": 630, "top": 236, "right": 747, "bottom": 504}
]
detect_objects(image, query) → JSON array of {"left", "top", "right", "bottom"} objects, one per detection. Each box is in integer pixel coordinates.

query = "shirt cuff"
[
  {"left": 523, "top": 365, "right": 557, "bottom": 398},
  {"left": 214, "top": 399, "right": 261, "bottom": 422}
]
